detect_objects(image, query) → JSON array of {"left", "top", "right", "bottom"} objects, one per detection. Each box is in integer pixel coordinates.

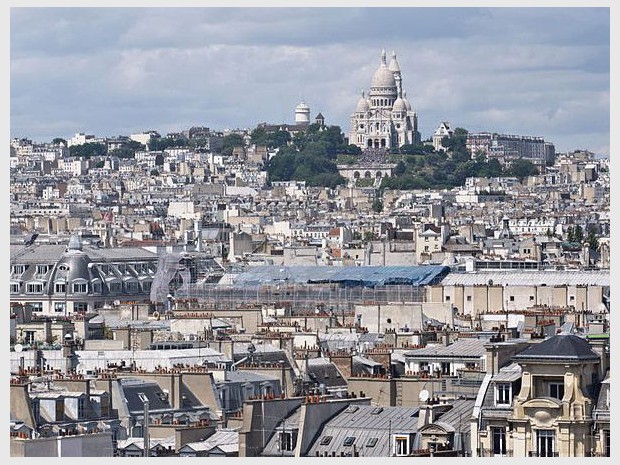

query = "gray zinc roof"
[
  {"left": 404, "top": 338, "right": 487, "bottom": 359},
  {"left": 307, "top": 405, "right": 420, "bottom": 457},
  {"left": 512, "top": 335, "right": 600, "bottom": 362},
  {"left": 441, "top": 270, "right": 609, "bottom": 287}
]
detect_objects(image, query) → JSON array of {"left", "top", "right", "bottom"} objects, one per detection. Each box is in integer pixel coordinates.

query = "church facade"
[{"left": 348, "top": 50, "right": 421, "bottom": 150}]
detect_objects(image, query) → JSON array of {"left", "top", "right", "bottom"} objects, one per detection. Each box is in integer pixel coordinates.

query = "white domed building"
[
  {"left": 349, "top": 50, "right": 420, "bottom": 149},
  {"left": 294, "top": 100, "right": 311, "bottom": 125}
]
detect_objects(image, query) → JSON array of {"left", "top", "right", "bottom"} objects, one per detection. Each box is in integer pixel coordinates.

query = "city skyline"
[{"left": 10, "top": 5, "right": 611, "bottom": 157}]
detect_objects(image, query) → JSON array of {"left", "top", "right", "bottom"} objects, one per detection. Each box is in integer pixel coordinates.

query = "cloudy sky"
[{"left": 10, "top": 5, "right": 612, "bottom": 156}]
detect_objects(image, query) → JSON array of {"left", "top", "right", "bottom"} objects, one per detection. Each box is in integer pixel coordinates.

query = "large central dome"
[
  {"left": 371, "top": 49, "right": 397, "bottom": 89},
  {"left": 371, "top": 64, "right": 396, "bottom": 89}
]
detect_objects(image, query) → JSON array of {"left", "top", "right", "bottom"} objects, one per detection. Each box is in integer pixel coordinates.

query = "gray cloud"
[{"left": 10, "top": 6, "right": 610, "bottom": 156}]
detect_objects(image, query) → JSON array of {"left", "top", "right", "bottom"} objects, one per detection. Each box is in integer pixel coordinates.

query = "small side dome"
[
  {"left": 392, "top": 97, "right": 407, "bottom": 112},
  {"left": 355, "top": 91, "right": 370, "bottom": 113}
]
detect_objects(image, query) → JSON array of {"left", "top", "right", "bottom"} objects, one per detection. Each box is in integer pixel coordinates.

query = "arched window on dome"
[{"left": 354, "top": 171, "right": 360, "bottom": 179}]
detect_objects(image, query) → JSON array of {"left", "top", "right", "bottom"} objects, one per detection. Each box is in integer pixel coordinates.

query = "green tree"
[
  {"left": 586, "top": 226, "right": 599, "bottom": 251},
  {"left": 372, "top": 199, "right": 383, "bottom": 213},
  {"left": 573, "top": 225, "right": 584, "bottom": 243},
  {"left": 222, "top": 133, "right": 245, "bottom": 156},
  {"left": 509, "top": 158, "right": 539, "bottom": 181},
  {"left": 69, "top": 142, "right": 107, "bottom": 158},
  {"left": 52, "top": 137, "right": 67, "bottom": 146}
]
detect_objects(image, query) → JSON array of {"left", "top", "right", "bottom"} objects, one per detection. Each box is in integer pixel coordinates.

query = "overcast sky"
[{"left": 9, "top": 6, "right": 611, "bottom": 156}]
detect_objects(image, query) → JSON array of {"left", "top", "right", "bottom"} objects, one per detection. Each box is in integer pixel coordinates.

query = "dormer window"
[
  {"left": 279, "top": 431, "right": 298, "bottom": 452},
  {"left": 54, "top": 282, "right": 67, "bottom": 293},
  {"left": 12, "top": 264, "right": 27, "bottom": 275},
  {"left": 73, "top": 282, "right": 88, "bottom": 293},
  {"left": 26, "top": 282, "right": 43, "bottom": 294},
  {"left": 495, "top": 383, "right": 511, "bottom": 406}
]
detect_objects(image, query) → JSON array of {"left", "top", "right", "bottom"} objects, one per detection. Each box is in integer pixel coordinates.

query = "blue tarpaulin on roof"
[{"left": 231, "top": 265, "right": 450, "bottom": 288}]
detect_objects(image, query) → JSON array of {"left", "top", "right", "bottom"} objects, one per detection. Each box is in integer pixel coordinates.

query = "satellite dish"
[
  {"left": 14, "top": 344, "right": 23, "bottom": 353},
  {"left": 419, "top": 389, "right": 430, "bottom": 402}
]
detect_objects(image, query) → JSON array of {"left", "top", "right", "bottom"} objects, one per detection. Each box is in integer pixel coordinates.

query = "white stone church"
[{"left": 348, "top": 49, "right": 421, "bottom": 150}]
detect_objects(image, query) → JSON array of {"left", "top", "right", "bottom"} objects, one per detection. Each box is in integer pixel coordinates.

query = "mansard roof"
[{"left": 511, "top": 335, "right": 600, "bottom": 362}]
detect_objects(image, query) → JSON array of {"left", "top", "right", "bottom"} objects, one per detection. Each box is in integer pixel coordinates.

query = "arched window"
[
  {"left": 365, "top": 171, "right": 372, "bottom": 178},
  {"left": 354, "top": 171, "right": 360, "bottom": 179}
]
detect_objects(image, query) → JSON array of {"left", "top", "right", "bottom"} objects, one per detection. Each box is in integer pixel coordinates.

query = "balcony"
[
  {"left": 478, "top": 448, "right": 514, "bottom": 457},
  {"left": 528, "top": 451, "right": 559, "bottom": 457}
]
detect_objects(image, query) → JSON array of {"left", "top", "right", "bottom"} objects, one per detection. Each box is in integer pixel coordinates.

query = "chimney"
[
  {"left": 329, "top": 351, "right": 352, "bottom": 378},
  {"left": 417, "top": 404, "right": 435, "bottom": 429}
]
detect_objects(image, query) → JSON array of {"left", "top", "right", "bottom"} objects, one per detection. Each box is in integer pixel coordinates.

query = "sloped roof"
[
  {"left": 441, "top": 270, "right": 609, "bottom": 287},
  {"left": 404, "top": 338, "right": 487, "bottom": 359},
  {"left": 512, "top": 335, "right": 600, "bottom": 362},
  {"left": 231, "top": 265, "right": 450, "bottom": 287}
]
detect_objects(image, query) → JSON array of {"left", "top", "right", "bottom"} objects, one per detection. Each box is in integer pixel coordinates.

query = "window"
[
  {"left": 603, "top": 430, "right": 610, "bottom": 457},
  {"left": 319, "top": 436, "right": 332, "bottom": 446},
  {"left": 54, "top": 302, "right": 66, "bottom": 313},
  {"left": 445, "top": 296, "right": 450, "bottom": 302},
  {"left": 12, "top": 264, "right": 27, "bottom": 275},
  {"left": 279, "top": 431, "right": 297, "bottom": 452},
  {"left": 36, "top": 264, "right": 50, "bottom": 275},
  {"left": 366, "top": 438, "right": 378, "bottom": 447},
  {"left": 467, "top": 296, "right": 472, "bottom": 302},
  {"left": 26, "top": 282, "right": 43, "bottom": 293},
  {"left": 496, "top": 383, "right": 511, "bottom": 405},
  {"left": 536, "top": 430, "right": 555, "bottom": 457},
  {"left": 73, "top": 282, "right": 87, "bottom": 293},
  {"left": 10, "top": 283, "right": 20, "bottom": 293},
  {"left": 126, "top": 281, "right": 139, "bottom": 293},
  {"left": 549, "top": 382, "right": 564, "bottom": 400},
  {"left": 31, "top": 400, "right": 40, "bottom": 423},
  {"left": 529, "top": 296, "right": 535, "bottom": 301},
  {"left": 74, "top": 302, "right": 88, "bottom": 313},
  {"left": 78, "top": 397, "right": 86, "bottom": 419},
  {"left": 54, "top": 282, "right": 67, "bottom": 293},
  {"left": 26, "top": 302, "right": 43, "bottom": 312},
  {"left": 109, "top": 282, "right": 121, "bottom": 293},
  {"left": 509, "top": 296, "right": 515, "bottom": 302},
  {"left": 343, "top": 436, "right": 356, "bottom": 447},
  {"left": 492, "top": 427, "right": 507, "bottom": 456},
  {"left": 394, "top": 436, "right": 409, "bottom": 456},
  {"left": 142, "top": 281, "right": 152, "bottom": 292}
]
